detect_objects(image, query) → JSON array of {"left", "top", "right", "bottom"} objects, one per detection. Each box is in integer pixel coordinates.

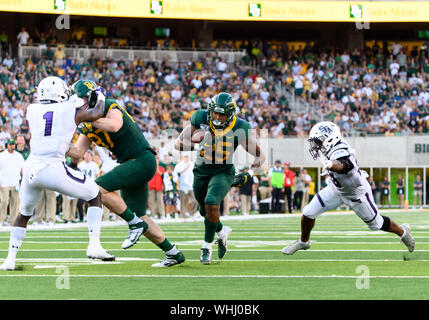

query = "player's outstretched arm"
[
  {"left": 74, "top": 99, "right": 105, "bottom": 125},
  {"left": 91, "top": 108, "right": 123, "bottom": 133},
  {"left": 242, "top": 137, "right": 265, "bottom": 169},
  {"left": 67, "top": 134, "right": 91, "bottom": 160},
  {"left": 174, "top": 124, "right": 197, "bottom": 151},
  {"left": 320, "top": 156, "right": 353, "bottom": 173}
]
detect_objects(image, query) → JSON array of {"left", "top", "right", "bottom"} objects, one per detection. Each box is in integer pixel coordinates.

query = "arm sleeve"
[{"left": 335, "top": 156, "right": 354, "bottom": 174}]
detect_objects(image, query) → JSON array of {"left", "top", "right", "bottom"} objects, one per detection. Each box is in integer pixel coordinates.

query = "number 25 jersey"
[{"left": 26, "top": 100, "right": 77, "bottom": 161}]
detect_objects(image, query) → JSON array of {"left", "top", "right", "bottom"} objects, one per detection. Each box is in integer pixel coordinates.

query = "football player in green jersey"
[
  {"left": 175, "top": 92, "right": 265, "bottom": 264},
  {"left": 67, "top": 80, "right": 185, "bottom": 267}
]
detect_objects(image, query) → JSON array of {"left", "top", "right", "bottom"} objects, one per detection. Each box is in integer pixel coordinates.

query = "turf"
[{"left": 1, "top": 210, "right": 429, "bottom": 300}]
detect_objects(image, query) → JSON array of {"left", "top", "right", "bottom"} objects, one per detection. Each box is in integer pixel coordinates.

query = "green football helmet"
[
  {"left": 70, "top": 79, "right": 98, "bottom": 108},
  {"left": 207, "top": 92, "right": 236, "bottom": 129}
]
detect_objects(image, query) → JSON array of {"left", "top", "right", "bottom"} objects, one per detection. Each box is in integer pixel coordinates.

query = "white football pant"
[
  {"left": 19, "top": 160, "right": 99, "bottom": 216},
  {"left": 303, "top": 185, "right": 384, "bottom": 230}
]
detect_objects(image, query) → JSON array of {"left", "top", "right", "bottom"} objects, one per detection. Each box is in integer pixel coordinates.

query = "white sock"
[
  {"left": 166, "top": 245, "right": 179, "bottom": 255},
  {"left": 202, "top": 241, "right": 212, "bottom": 249},
  {"left": 217, "top": 227, "right": 225, "bottom": 239},
  {"left": 87, "top": 206, "right": 103, "bottom": 246},
  {"left": 129, "top": 215, "right": 141, "bottom": 225},
  {"left": 7, "top": 227, "right": 26, "bottom": 260},
  {"left": 401, "top": 227, "right": 407, "bottom": 239}
]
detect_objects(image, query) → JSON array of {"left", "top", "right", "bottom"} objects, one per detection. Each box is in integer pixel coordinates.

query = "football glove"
[{"left": 320, "top": 156, "right": 333, "bottom": 172}]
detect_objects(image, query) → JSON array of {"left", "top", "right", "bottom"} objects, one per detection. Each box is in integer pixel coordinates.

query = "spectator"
[
  {"left": 0, "top": 138, "right": 25, "bottom": 226},
  {"left": 396, "top": 175, "right": 405, "bottom": 208},
  {"left": 163, "top": 163, "right": 179, "bottom": 218},
  {"left": 380, "top": 176, "right": 390, "bottom": 207},
  {"left": 0, "top": 125, "right": 11, "bottom": 150},
  {"left": 413, "top": 175, "right": 423, "bottom": 208},
  {"left": 258, "top": 164, "right": 271, "bottom": 201},
  {"left": 62, "top": 157, "right": 79, "bottom": 223},
  {"left": 0, "top": 30, "right": 8, "bottom": 53},
  {"left": 34, "top": 189, "right": 58, "bottom": 226},
  {"left": 2, "top": 54, "right": 12, "bottom": 69},
  {"left": 389, "top": 59, "right": 400, "bottom": 77},
  {"left": 148, "top": 155, "right": 166, "bottom": 219},
  {"left": 216, "top": 58, "right": 227, "bottom": 73},
  {"left": 269, "top": 160, "right": 284, "bottom": 213},
  {"left": 15, "top": 135, "right": 29, "bottom": 160},
  {"left": 16, "top": 27, "right": 30, "bottom": 46},
  {"left": 78, "top": 151, "right": 100, "bottom": 180},
  {"left": 54, "top": 44, "right": 66, "bottom": 66},
  {"left": 390, "top": 42, "right": 403, "bottom": 57},
  {"left": 238, "top": 167, "right": 257, "bottom": 216},
  {"left": 76, "top": 151, "right": 100, "bottom": 222},
  {"left": 369, "top": 175, "right": 378, "bottom": 203},
  {"left": 96, "top": 146, "right": 119, "bottom": 221},
  {"left": 283, "top": 161, "right": 295, "bottom": 213},
  {"left": 158, "top": 142, "right": 168, "bottom": 161},
  {"left": 293, "top": 170, "right": 306, "bottom": 212},
  {"left": 308, "top": 177, "right": 315, "bottom": 203},
  {"left": 301, "top": 169, "right": 312, "bottom": 208},
  {"left": 174, "top": 152, "right": 197, "bottom": 218}
]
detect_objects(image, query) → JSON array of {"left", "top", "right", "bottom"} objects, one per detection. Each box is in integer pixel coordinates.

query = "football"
[{"left": 191, "top": 129, "right": 209, "bottom": 143}]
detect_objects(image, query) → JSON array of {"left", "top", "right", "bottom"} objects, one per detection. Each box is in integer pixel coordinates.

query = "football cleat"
[
  {"left": 401, "top": 224, "right": 415, "bottom": 253},
  {"left": 152, "top": 246, "right": 186, "bottom": 267},
  {"left": 200, "top": 248, "right": 212, "bottom": 265},
  {"left": 282, "top": 240, "right": 311, "bottom": 255},
  {"left": 87, "top": 245, "right": 116, "bottom": 261},
  {"left": 0, "top": 258, "right": 16, "bottom": 271},
  {"left": 216, "top": 226, "right": 232, "bottom": 259},
  {"left": 121, "top": 221, "right": 146, "bottom": 249}
]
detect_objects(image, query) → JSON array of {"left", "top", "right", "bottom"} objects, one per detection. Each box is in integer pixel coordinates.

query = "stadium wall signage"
[
  {"left": 0, "top": 0, "right": 428, "bottom": 22},
  {"left": 415, "top": 144, "right": 429, "bottom": 154},
  {"left": 151, "top": 136, "right": 429, "bottom": 167}
]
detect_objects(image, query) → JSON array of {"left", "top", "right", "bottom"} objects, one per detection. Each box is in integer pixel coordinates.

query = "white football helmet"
[
  {"left": 308, "top": 121, "right": 342, "bottom": 159},
  {"left": 37, "top": 76, "right": 70, "bottom": 103}
]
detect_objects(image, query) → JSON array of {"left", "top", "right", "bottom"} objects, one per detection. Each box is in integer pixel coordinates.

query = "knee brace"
[{"left": 380, "top": 215, "right": 391, "bottom": 231}]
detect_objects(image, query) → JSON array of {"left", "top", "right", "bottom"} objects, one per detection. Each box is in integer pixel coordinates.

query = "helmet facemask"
[
  {"left": 308, "top": 136, "right": 326, "bottom": 160},
  {"left": 208, "top": 107, "right": 231, "bottom": 129},
  {"left": 207, "top": 94, "right": 236, "bottom": 130}
]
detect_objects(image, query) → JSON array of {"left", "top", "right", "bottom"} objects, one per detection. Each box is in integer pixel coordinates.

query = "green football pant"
[
  {"left": 95, "top": 149, "right": 156, "bottom": 217},
  {"left": 193, "top": 171, "right": 234, "bottom": 217}
]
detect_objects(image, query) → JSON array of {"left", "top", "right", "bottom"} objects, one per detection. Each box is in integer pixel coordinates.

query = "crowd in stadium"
[{"left": 0, "top": 28, "right": 428, "bottom": 143}]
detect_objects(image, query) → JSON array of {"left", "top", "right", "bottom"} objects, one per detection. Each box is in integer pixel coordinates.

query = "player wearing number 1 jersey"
[
  {"left": 282, "top": 121, "right": 415, "bottom": 255},
  {"left": 0, "top": 76, "right": 114, "bottom": 271}
]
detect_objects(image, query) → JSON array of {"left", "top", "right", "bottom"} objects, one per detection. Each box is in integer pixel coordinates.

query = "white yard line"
[
  {"left": 10, "top": 258, "right": 428, "bottom": 263},
  {"left": 0, "top": 209, "right": 426, "bottom": 233},
  {"left": 0, "top": 248, "right": 426, "bottom": 252},
  {"left": 0, "top": 274, "right": 429, "bottom": 279}
]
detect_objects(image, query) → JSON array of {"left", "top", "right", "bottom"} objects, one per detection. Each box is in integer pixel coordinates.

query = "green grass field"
[{"left": 1, "top": 210, "right": 429, "bottom": 300}]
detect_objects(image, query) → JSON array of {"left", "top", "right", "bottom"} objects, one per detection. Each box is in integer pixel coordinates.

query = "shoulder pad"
[{"left": 329, "top": 148, "right": 350, "bottom": 160}]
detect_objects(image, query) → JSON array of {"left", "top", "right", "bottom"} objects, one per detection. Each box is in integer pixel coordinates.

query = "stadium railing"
[{"left": 18, "top": 44, "right": 246, "bottom": 64}]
